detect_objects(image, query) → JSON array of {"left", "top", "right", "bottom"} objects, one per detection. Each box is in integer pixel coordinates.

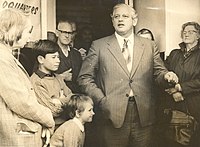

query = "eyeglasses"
[
  {"left": 182, "top": 30, "right": 197, "bottom": 35},
  {"left": 57, "top": 29, "right": 73, "bottom": 35}
]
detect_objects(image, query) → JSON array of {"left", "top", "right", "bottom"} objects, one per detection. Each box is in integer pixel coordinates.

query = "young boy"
[
  {"left": 30, "top": 40, "right": 73, "bottom": 128},
  {"left": 50, "top": 94, "right": 95, "bottom": 147}
]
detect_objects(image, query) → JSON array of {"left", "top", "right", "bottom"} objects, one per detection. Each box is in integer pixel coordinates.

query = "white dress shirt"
[
  {"left": 115, "top": 32, "right": 134, "bottom": 72},
  {"left": 115, "top": 32, "right": 134, "bottom": 97}
]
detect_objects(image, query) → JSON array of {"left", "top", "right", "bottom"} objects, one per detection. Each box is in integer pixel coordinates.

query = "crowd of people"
[{"left": 0, "top": 3, "right": 200, "bottom": 147}]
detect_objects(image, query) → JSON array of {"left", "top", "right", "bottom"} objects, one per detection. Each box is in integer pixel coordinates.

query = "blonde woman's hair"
[
  {"left": 0, "top": 8, "right": 30, "bottom": 46},
  {"left": 67, "top": 94, "right": 93, "bottom": 119}
]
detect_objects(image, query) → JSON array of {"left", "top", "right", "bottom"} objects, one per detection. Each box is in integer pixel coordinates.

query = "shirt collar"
[
  {"left": 115, "top": 32, "right": 134, "bottom": 49},
  {"left": 35, "top": 70, "right": 55, "bottom": 79},
  {"left": 72, "top": 117, "right": 84, "bottom": 132},
  {"left": 67, "top": 45, "right": 71, "bottom": 51},
  {"left": 57, "top": 41, "right": 71, "bottom": 52}
]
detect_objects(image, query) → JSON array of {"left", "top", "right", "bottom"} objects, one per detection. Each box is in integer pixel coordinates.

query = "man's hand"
[
  {"left": 165, "top": 87, "right": 178, "bottom": 95},
  {"left": 79, "top": 48, "right": 87, "bottom": 60},
  {"left": 60, "top": 68, "right": 72, "bottom": 81},
  {"left": 42, "top": 128, "right": 51, "bottom": 147},
  {"left": 172, "top": 92, "right": 184, "bottom": 102},
  {"left": 164, "top": 71, "right": 179, "bottom": 84},
  {"left": 52, "top": 99, "right": 62, "bottom": 107},
  {"left": 165, "top": 83, "right": 182, "bottom": 95}
]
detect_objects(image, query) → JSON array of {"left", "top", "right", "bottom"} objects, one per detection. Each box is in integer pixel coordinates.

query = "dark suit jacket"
[
  {"left": 78, "top": 34, "right": 168, "bottom": 128},
  {"left": 56, "top": 47, "right": 82, "bottom": 93}
]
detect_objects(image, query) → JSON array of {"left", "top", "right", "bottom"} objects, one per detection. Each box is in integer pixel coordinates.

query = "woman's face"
[
  {"left": 14, "top": 20, "right": 33, "bottom": 49},
  {"left": 182, "top": 25, "right": 199, "bottom": 45}
]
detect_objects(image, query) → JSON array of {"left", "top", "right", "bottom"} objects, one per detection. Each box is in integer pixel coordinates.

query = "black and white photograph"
[{"left": 0, "top": 0, "right": 200, "bottom": 147}]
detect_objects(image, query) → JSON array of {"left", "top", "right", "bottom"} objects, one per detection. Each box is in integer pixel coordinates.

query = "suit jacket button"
[
  {"left": 126, "top": 94, "right": 129, "bottom": 97},
  {"left": 130, "top": 80, "right": 133, "bottom": 83}
]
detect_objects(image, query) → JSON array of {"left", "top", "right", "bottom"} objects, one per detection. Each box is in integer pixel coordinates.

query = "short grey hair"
[
  {"left": 181, "top": 21, "right": 200, "bottom": 38},
  {"left": 110, "top": 3, "right": 138, "bottom": 19}
]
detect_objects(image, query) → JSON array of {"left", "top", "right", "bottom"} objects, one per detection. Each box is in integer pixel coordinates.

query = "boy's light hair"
[
  {"left": 0, "top": 8, "right": 30, "bottom": 46},
  {"left": 67, "top": 94, "right": 93, "bottom": 119}
]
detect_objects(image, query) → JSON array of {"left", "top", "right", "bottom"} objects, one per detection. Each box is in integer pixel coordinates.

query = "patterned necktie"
[{"left": 122, "top": 39, "right": 131, "bottom": 64}]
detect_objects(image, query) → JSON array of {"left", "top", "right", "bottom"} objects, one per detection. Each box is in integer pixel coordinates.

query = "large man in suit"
[
  {"left": 55, "top": 19, "right": 82, "bottom": 93},
  {"left": 78, "top": 3, "right": 178, "bottom": 147}
]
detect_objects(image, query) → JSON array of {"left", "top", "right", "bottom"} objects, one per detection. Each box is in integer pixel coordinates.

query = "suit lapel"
[
  {"left": 130, "top": 36, "right": 145, "bottom": 77},
  {"left": 107, "top": 35, "right": 130, "bottom": 76}
]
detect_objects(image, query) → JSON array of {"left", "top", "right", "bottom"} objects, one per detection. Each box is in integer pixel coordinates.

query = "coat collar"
[
  {"left": 72, "top": 117, "right": 84, "bottom": 132},
  {"left": 179, "top": 40, "right": 200, "bottom": 52},
  {"left": 0, "top": 44, "right": 30, "bottom": 77}
]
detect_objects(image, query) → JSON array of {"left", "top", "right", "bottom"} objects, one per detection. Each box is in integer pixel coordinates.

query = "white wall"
[
  {"left": 41, "top": 0, "right": 56, "bottom": 39},
  {"left": 135, "top": 0, "right": 200, "bottom": 58},
  {"left": 47, "top": 0, "right": 56, "bottom": 32},
  {"left": 135, "top": 0, "right": 166, "bottom": 52},
  {"left": 165, "top": 0, "right": 200, "bottom": 56}
]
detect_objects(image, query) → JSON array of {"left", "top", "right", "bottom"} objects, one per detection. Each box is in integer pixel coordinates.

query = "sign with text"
[{"left": 0, "top": 0, "right": 41, "bottom": 41}]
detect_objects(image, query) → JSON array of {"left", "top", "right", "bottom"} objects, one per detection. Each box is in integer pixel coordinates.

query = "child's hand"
[
  {"left": 59, "top": 90, "right": 65, "bottom": 99},
  {"left": 42, "top": 127, "right": 51, "bottom": 147},
  {"left": 52, "top": 99, "right": 62, "bottom": 107}
]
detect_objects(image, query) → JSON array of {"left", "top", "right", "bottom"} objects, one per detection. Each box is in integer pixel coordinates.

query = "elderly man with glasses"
[{"left": 55, "top": 19, "right": 82, "bottom": 93}]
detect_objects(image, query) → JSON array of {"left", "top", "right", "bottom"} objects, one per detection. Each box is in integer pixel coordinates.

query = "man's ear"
[
  {"left": 55, "top": 29, "right": 59, "bottom": 37},
  {"left": 110, "top": 14, "right": 115, "bottom": 27},
  {"left": 37, "top": 55, "right": 44, "bottom": 64},
  {"left": 197, "top": 33, "right": 200, "bottom": 40},
  {"left": 132, "top": 17, "right": 138, "bottom": 26}
]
